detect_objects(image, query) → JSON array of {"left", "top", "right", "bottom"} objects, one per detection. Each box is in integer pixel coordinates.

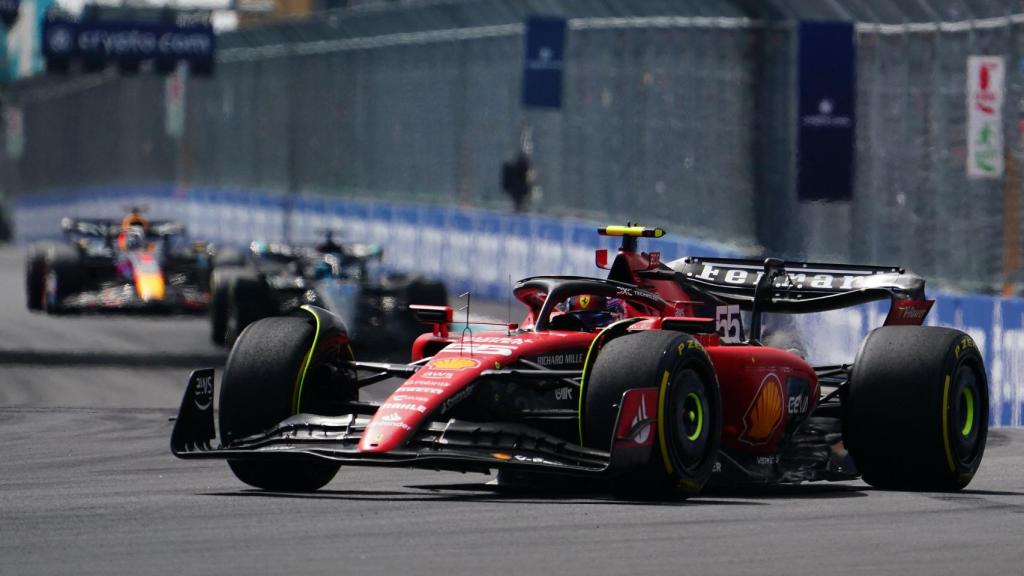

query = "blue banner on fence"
[
  {"left": 0, "top": 0, "right": 19, "bottom": 28},
  {"left": 797, "top": 21, "right": 855, "bottom": 202},
  {"left": 521, "top": 15, "right": 566, "bottom": 109}
]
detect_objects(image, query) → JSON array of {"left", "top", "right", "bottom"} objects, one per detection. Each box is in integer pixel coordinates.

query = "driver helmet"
[
  {"left": 121, "top": 209, "right": 149, "bottom": 232},
  {"left": 563, "top": 295, "right": 624, "bottom": 330},
  {"left": 312, "top": 259, "right": 333, "bottom": 279},
  {"left": 123, "top": 225, "right": 146, "bottom": 250},
  {"left": 250, "top": 241, "right": 270, "bottom": 258}
]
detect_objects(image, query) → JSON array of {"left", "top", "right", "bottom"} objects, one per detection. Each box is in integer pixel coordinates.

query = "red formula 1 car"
[{"left": 172, "top": 226, "right": 988, "bottom": 497}]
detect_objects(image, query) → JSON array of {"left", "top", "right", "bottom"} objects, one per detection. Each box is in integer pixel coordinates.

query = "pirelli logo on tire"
[
  {"left": 954, "top": 336, "right": 977, "bottom": 359},
  {"left": 677, "top": 339, "right": 706, "bottom": 358}
]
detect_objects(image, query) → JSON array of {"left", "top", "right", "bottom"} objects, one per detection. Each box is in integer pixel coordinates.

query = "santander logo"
[{"left": 631, "top": 396, "right": 650, "bottom": 444}]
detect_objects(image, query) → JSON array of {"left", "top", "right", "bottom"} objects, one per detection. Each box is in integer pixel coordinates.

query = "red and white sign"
[
  {"left": 4, "top": 106, "right": 23, "bottom": 160},
  {"left": 165, "top": 66, "right": 187, "bottom": 139},
  {"left": 967, "top": 56, "right": 1004, "bottom": 178}
]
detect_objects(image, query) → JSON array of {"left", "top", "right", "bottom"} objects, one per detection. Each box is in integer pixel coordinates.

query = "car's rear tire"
[
  {"left": 225, "top": 273, "right": 274, "bottom": 347},
  {"left": 209, "top": 265, "right": 245, "bottom": 345},
  {"left": 583, "top": 330, "right": 721, "bottom": 499},
  {"left": 844, "top": 326, "right": 988, "bottom": 491},
  {"left": 379, "top": 272, "right": 412, "bottom": 291},
  {"left": 219, "top": 315, "right": 343, "bottom": 492},
  {"left": 398, "top": 277, "right": 448, "bottom": 346},
  {"left": 25, "top": 246, "right": 46, "bottom": 311},
  {"left": 212, "top": 247, "right": 246, "bottom": 268},
  {"left": 405, "top": 277, "right": 448, "bottom": 307}
]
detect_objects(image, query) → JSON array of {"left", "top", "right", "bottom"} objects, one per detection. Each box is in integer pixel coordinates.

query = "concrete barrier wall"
[{"left": 14, "top": 185, "right": 1023, "bottom": 427}]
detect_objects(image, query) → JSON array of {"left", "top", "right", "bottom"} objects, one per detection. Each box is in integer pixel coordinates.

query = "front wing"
[
  {"left": 171, "top": 369, "right": 654, "bottom": 477},
  {"left": 58, "top": 284, "right": 208, "bottom": 313}
]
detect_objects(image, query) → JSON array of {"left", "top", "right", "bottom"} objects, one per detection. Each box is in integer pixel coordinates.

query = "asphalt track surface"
[{"left": 2, "top": 244, "right": 1023, "bottom": 575}]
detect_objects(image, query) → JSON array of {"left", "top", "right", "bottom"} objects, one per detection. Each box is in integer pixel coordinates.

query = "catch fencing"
[
  {"left": 8, "top": 3, "right": 1024, "bottom": 291},
  {"left": 6, "top": 1, "right": 1024, "bottom": 427},
  {"left": 4, "top": 12, "right": 761, "bottom": 248},
  {"left": 5, "top": 2, "right": 1024, "bottom": 289}
]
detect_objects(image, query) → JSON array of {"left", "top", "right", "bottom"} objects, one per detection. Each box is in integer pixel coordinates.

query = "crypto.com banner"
[
  {"left": 42, "top": 12, "right": 215, "bottom": 72},
  {"left": 967, "top": 56, "right": 1005, "bottom": 178}
]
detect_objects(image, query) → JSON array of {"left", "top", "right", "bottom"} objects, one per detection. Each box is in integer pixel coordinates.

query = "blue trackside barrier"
[
  {"left": 13, "top": 186, "right": 1024, "bottom": 427},
  {"left": 15, "top": 185, "right": 739, "bottom": 299}
]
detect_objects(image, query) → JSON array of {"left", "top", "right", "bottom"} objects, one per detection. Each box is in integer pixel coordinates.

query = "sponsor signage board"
[
  {"left": 42, "top": 11, "right": 215, "bottom": 73},
  {"left": 967, "top": 56, "right": 1005, "bottom": 178},
  {"left": 521, "top": 15, "right": 566, "bottom": 109},
  {"left": 5, "top": 106, "right": 23, "bottom": 160},
  {"left": 797, "top": 21, "right": 855, "bottom": 201},
  {"left": 0, "top": 0, "right": 18, "bottom": 27}
]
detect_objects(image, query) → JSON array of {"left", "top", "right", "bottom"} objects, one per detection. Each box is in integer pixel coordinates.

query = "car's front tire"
[
  {"left": 583, "top": 330, "right": 721, "bottom": 499},
  {"left": 41, "top": 244, "right": 82, "bottom": 314},
  {"left": 219, "top": 313, "right": 349, "bottom": 492}
]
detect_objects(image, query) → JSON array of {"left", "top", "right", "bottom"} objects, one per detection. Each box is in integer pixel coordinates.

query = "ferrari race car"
[
  {"left": 172, "top": 226, "right": 988, "bottom": 498},
  {"left": 208, "top": 232, "right": 448, "bottom": 359},
  {"left": 25, "top": 214, "right": 210, "bottom": 314}
]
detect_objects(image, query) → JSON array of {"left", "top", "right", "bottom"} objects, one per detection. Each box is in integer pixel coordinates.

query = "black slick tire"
[
  {"left": 209, "top": 266, "right": 245, "bottom": 345},
  {"left": 212, "top": 247, "right": 246, "bottom": 269},
  {"left": 42, "top": 245, "right": 83, "bottom": 314},
  {"left": 583, "top": 330, "right": 721, "bottom": 499},
  {"left": 225, "top": 273, "right": 273, "bottom": 347},
  {"left": 219, "top": 315, "right": 341, "bottom": 491},
  {"left": 25, "top": 246, "right": 46, "bottom": 311},
  {"left": 844, "top": 326, "right": 988, "bottom": 491},
  {"left": 405, "top": 277, "right": 448, "bottom": 307}
]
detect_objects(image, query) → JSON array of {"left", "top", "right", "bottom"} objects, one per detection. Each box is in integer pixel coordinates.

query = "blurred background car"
[
  {"left": 209, "top": 232, "right": 448, "bottom": 360},
  {"left": 24, "top": 213, "right": 211, "bottom": 314}
]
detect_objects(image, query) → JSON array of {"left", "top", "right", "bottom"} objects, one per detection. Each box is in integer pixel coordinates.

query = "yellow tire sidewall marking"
[
  {"left": 657, "top": 369, "right": 673, "bottom": 476},
  {"left": 941, "top": 373, "right": 956, "bottom": 473}
]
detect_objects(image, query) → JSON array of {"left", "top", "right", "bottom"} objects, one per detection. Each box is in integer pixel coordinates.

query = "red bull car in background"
[
  {"left": 172, "top": 226, "right": 988, "bottom": 498},
  {"left": 25, "top": 213, "right": 211, "bottom": 314}
]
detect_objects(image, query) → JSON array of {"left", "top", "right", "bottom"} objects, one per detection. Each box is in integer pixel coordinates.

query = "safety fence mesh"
[{"left": 5, "top": 1, "right": 1024, "bottom": 291}]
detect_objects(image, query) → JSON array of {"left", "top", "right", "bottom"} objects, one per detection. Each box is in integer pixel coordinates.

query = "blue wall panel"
[{"left": 14, "top": 186, "right": 1023, "bottom": 427}]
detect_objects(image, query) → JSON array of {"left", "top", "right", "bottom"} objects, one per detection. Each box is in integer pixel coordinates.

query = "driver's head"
[
  {"left": 250, "top": 241, "right": 269, "bottom": 257},
  {"left": 312, "top": 258, "right": 333, "bottom": 279},
  {"left": 566, "top": 294, "right": 607, "bottom": 313},
  {"left": 563, "top": 295, "right": 623, "bottom": 330},
  {"left": 124, "top": 225, "right": 145, "bottom": 250},
  {"left": 122, "top": 209, "right": 149, "bottom": 231}
]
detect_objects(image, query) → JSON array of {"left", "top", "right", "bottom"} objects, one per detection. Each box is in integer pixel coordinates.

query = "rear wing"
[
  {"left": 61, "top": 217, "right": 117, "bottom": 238},
  {"left": 61, "top": 217, "right": 186, "bottom": 239},
  {"left": 659, "top": 256, "right": 927, "bottom": 314}
]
